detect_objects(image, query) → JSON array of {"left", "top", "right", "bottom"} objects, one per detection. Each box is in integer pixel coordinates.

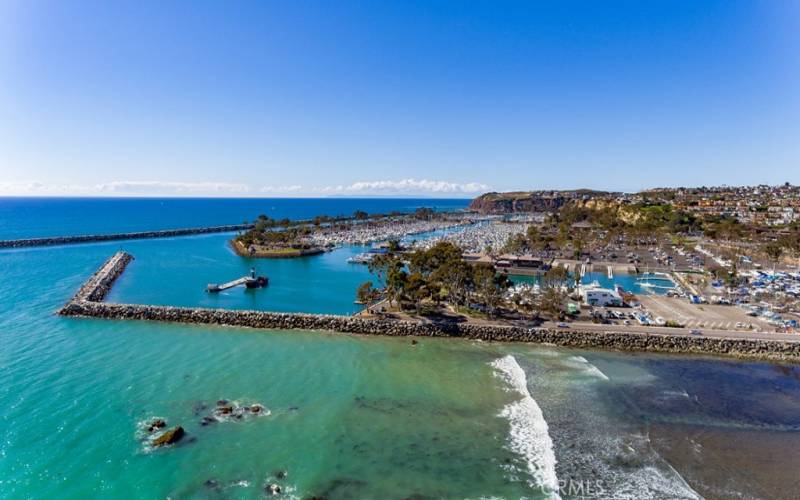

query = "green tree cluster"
[{"left": 363, "top": 241, "right": 511, "bottom": 316}]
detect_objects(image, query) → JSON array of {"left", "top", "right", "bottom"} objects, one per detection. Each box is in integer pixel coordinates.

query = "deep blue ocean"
[{"left": 0, "top": 197, "right": 470, "bottom": 239}]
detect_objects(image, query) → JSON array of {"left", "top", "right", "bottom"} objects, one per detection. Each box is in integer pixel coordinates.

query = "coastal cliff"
[{"left": 468, "top": 190, "right": 615, "bottom": 214}]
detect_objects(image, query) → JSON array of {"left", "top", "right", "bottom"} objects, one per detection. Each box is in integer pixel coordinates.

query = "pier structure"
[
  {"left": 206, "top": 267, "right": 268, "bottom": 292},
  {"left": 207, "top": 277, "right": 251, "bottom": 292}
]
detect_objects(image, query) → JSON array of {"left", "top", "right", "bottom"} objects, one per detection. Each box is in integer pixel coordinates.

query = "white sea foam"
[
  {"left": 565, "top": 432, "right": 702, "bottom": 499},
  {"left": 211, "top": 401, "right": 271, "bottom": 423},
  {"left": 567, "top": 356, "right": 610, "bottom": 381},
  {"left": 608, "top": 464, "right": 702, "bottom": 499},
  {"left": 491, "top": 355, "right": 561, "bottom": 499},
  {"left": 659, "top": 389, "right": 690, "bottom": 400}
]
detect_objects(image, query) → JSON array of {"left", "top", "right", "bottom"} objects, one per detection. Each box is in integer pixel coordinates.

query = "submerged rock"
[
  {"left": 208, "top": 400, "right": 268, "bottom": 421},
  {"left": 152, "top": 426, "right": 184, "bottom": 446},
  {"left": 193, "top": 402, "right": 209, "bottom": 415},
  {"left": 265, "top": 483, "right": 281, "bottom": 495},
  {"left": 275, "top": 470, "right": 288, "bottom": 479},
  {"left": 147, "top": 418, "right": 166, "bottom": 433},
  {"left": 314, "top": 477, "right": 368, "bottom": 498},
  {"left": 199, "top": 416, "right": 217, "bottom": 426}
]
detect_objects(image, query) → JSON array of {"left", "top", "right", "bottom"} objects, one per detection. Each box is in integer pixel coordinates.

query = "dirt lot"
[{"left": 639, "top": 295, "right": 774, "bottom": 331}]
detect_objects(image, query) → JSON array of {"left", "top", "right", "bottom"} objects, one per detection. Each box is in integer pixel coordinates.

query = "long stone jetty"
[
  {"left": 0, "top": 224, "right": 253, "bottom": 249},
  {"left": 59, "top": 252, "right": 800, "bottom": 363},
  {"left": 67, "top": 251, "right": 135, "bottom": 302}
]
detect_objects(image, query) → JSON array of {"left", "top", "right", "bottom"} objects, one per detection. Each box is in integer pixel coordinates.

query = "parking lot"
[{"left": 639, "top": 295, "right": 773, "bottom": 331}]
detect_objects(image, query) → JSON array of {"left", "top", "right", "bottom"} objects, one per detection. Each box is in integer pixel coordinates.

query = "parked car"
[
  {"left": 690, "top": 329, "right": 702, "bottom": 335},
  {"left": 556, "top": 322, "right": 570, "bottom": 328}
]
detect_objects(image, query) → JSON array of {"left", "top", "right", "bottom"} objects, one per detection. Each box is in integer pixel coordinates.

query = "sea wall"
[
  {"left": 59, "top": 301, "right": 800, "bottom": 362},
  {"left": 0, "top": 224, "right": 253, "bottom": 249},
  {"left": 59, "top": 251, "right": 800, "bottom": 363}
]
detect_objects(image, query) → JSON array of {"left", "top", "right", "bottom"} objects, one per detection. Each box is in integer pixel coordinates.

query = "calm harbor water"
[
  {"left": 2, "top": 198, "right": 800, "bottom": 499},
  {"left": 510, "top": 272, "right": 674, "bottom": 296}
]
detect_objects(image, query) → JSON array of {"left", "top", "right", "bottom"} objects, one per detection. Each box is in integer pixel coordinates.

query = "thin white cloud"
[
  {"left": 319, "top": 178, "right": 489, "bottom": 195},
  {"left": 0, "top": 178, "right": 489, "bottom": 197},
  {"left": 260, "top": 184, "right": 304, "bottom": 193},
  {"left": 0, "top": 181, "right": 96, "bottom": 195},
  {"left": 96, "top": 181, "right": 252, "bottom": 194},
  {"left": 0, "top": 181, "right": 253, "bottom": 196}
]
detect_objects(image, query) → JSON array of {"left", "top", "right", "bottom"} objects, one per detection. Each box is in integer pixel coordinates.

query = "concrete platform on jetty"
[
  {"left": 58, "top": 251, "right": 800, "bottom": 363},
  {"left": 206, "top": 267, "right": 268, "bottom": 292}
]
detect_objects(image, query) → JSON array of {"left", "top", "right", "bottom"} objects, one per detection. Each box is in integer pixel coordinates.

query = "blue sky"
[{"left": 1, "top": 1, "right": 798, "bottom": 197}]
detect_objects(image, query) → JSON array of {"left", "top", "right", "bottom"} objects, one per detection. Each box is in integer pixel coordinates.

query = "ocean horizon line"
[{"left": 0, "top": 194, "right": 476, "bottom": 200}]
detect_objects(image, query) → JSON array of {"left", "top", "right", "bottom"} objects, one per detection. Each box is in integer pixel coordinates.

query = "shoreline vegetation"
[
  {"left": 229, "top": 239, "right": 325, "bottom": 258},
  {"left": 59, "top": 251, "right": 800, "bottom": 363},
  {"left": 353, "top": 186, "right": 800, "bottom": 336}
]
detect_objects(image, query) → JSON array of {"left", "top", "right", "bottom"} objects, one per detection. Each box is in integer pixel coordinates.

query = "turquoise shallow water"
[
  {"left": 106, "top": 234, "right": 376, "bottom": 315},
  {"left": 3, "top": 200, "right": 800, "bottom": 498}
]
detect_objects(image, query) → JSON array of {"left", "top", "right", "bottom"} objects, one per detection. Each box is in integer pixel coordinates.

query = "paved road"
[{"left": 542, "top": 321, "right": 800, "bottom": 342}]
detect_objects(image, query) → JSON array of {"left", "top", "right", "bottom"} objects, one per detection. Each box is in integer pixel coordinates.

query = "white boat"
[{"left": 347, "top": 253, "right": 374, "bottom": 264}]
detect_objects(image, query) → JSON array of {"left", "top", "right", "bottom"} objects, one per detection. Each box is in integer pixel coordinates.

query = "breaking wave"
[
  {"left": 566, "top": 356, "right": 610, "bottom": 381},
  {"left": 491, "top": 355, "right": 561, "bottom": 499}
]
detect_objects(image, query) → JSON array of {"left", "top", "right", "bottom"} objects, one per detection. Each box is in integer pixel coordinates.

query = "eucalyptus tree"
[
  {"left": 403, "top": 272, "right": 428, "bottom": 314},
  {"left": 471, "top": 266, "right": 510, "bottom": 318}
]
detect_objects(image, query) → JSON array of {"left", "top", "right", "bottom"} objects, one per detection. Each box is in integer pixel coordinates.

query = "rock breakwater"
[
  {"left": 67, "top": 251, "right": 134, "bottom": 303},
  {"left": 0, "top": 224, "right": 252, "bottom": 249},
  {"left": 59, "top": 252, "right": 800, "bottom": 363}
]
